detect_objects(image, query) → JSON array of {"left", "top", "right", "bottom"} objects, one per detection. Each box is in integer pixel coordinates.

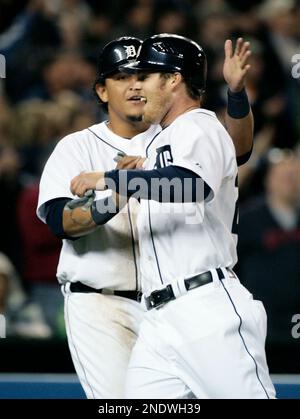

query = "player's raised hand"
[
  {"left": 223, "top": 38, "right": 251, "bottom": 93},
  {"left": 70, "top": 171, "right": 106, "bottom": 197}
]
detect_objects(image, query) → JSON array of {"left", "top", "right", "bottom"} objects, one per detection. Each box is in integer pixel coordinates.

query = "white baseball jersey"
[
  {"left": 125, "top": 109, "right": 276, "bottom": 399},
  {"left": 137, "top": 109, "right": 238, "bottom": 295},
  {"left": 37, "top": 122, "right": 161, "bottom": 290}
]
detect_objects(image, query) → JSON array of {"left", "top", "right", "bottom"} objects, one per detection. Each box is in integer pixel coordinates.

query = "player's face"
[
  {"left": 134, "top": 72, "right": 174, "bottom": 126},
  {"left": 96, "top": 73, "right": 148, "bottom": 124}
]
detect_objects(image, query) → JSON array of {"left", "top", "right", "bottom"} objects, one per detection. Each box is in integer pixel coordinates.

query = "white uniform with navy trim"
[
  {"left": 37, "top": 122, "right": 160, "bottom": 398},
  {"left": 125, "top": 109, "right": 276, "bottom": 399}
]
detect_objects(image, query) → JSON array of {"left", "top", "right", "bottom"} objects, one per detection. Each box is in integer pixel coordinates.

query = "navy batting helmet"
[
  {"left": 124, "top": 34, "right": 207, "bottom": 94},
  {"left": 96, "top": 36, "right": 142, "bottom": 82}
]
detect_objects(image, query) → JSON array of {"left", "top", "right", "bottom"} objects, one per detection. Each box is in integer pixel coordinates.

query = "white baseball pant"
[
  {"left": 125, "top": 269, "right": 276, "bottom": 399},
  {"left": 63, "top": 290, "right": 144, "bottom": 398}
]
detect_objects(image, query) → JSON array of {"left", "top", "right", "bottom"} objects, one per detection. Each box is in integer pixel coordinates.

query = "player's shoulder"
[
  {"left": 171, "top": 108, "right": 228, "bottom": 138},
  {"left": 193, "top": 108, "right": 234, "bottom": 143},
  {"left": 173, "top": 107, "right": 235, "bottom": 155},
  {"left": 171, "top": 108, "right": 218, "bottom": 129},
  {"left": 193, "top": 108, "right": 218, "bottom": 120},
  {"left": 190, "top": 108, "right": 225, "bottom": 130},
  {"left": 55, "top": 122, "right": 107, "bottom": 150}
]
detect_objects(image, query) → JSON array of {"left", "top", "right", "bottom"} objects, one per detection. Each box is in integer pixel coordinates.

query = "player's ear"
[
  {"left": 170, "top": 72, "right": 183, "bottom": 89},
  {"left": 95, "top": 84, "right": 108, "bottom": 104}
]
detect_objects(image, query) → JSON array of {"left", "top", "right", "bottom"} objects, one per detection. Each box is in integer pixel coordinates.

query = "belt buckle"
[{"left": 146, "top": 285, "right": 175, "bottom": 310}]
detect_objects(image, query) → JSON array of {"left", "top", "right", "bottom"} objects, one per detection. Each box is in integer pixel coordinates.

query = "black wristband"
[
  {"left": 90, "top": 196, "right": 119, "bottom": 225},
  {"left": 227, "top": 88, "right": 250, "bottom": 119}
]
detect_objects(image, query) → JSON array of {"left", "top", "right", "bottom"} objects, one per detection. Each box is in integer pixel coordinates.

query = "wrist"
[
  {"left": 90, "top": 196, "right": 119, "bottom": 225},
  {"left": 227, "top": 88, "right": 250, "bottom": 119},
  {"left": 94, "top": 172, "right": 107, "bottom": 191}
]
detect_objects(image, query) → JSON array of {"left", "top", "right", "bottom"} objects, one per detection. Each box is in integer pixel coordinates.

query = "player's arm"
[
  {"left": 63, "top": 207, "right": 97, "bottom": 237},
  {"left": 223, "top": 38, "right": 254, "bottom": 163},
  {"left": 62, "top": 192, "right": 123, "bottom": 237},
  {"left": 43, "top": 196, "right": 97, "bottom": 239},
  {"left": 44, "top": 190, "right": 125, "bottom": 239},
  {"left": 70, "top": 167, "right": 210, "bottom": 202},
  {"left": 61, "top": 156, "right": 144, "bottom": 238}
]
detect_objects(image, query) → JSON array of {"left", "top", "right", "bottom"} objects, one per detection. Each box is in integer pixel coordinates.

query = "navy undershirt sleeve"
[
  {"left": 44, "top": 198, "right": 78, "bottom": 240},
  {"left": 104, "top": 165, "right": 211, "bottom": 202}
]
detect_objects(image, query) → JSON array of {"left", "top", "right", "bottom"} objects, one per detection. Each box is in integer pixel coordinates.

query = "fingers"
[
  {"left": 116, "top": 156, "right": 138, "bottom": 169},
  {"left": 70, "top": 175, "right": 79, "bottom": 195},
  {"left": 234, "top": 37, "right": 244, "bottom": 56},
  {"left": 239, "top": 40, "right": 250, "bottom": 57},
  {"left": 240, "top": 51, "right": 251, "bottom": 69},
  {"left": 242, "top": 64, "right": 251, "bottom": 75},
  {"left": 225, "top": 38, "right": 251, "bottom": 59},
  {"left": 70, "top": 176, "right": 89, "bottom": 197},
  {"left": 135, "top": 157, "right": 147, "bottom": 169},
  {"left": 238, "top": 65, "right": 251, "bottom": 80},
  {"left": 224, "top": 39, "right": 233, "bottom": 59},
  {"left": 230, "top": 38, "right": 251, "bottom": 71},
  {"left": 116, "top": 155, "right": 145, "bottom": 169},
  {"left": 70, "top": 172, "right": 101, "bottom": 197},
  {"left": 233, "top": 38, "right": 251, "bottom": 59},
  {"left": 226, "top": 38, "right": 251, "bottom": 68}
]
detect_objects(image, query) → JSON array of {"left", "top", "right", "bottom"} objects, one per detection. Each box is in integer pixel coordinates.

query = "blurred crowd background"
[{"left": 0, "top": 0, "right": 300, "bottom": 372}]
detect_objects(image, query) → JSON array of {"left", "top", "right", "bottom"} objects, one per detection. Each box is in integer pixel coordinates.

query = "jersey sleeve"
[
  {"left": 37, "top": 134, "right": 88, "bottom": 222},
  {"left": 168, "top": 112, "right": 236, "bottom": 200}
]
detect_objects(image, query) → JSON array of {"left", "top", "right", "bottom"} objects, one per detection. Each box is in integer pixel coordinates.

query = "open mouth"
[{"left": 128, "top": 96, "right": 147, "bottom": 103}]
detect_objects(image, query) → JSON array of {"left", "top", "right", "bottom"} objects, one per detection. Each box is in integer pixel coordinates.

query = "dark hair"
[{"left": 183, "top": 77, "right": 201, "bottom": 101}]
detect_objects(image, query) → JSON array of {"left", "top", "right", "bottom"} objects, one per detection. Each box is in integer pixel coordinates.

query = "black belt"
[
  {"left": 69, "top": 282, "right": 141, "bottom": 302},
  {"left": 144, "top": 268, "right": 225, "bottom": 310}
]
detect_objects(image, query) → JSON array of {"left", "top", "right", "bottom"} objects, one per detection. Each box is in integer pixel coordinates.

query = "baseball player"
[
  {"left": 71, "top": 34, "right": 276, "bottom": 399},
  {"left": 38, "top": 36, "right": 255, "bottom": 399}
]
